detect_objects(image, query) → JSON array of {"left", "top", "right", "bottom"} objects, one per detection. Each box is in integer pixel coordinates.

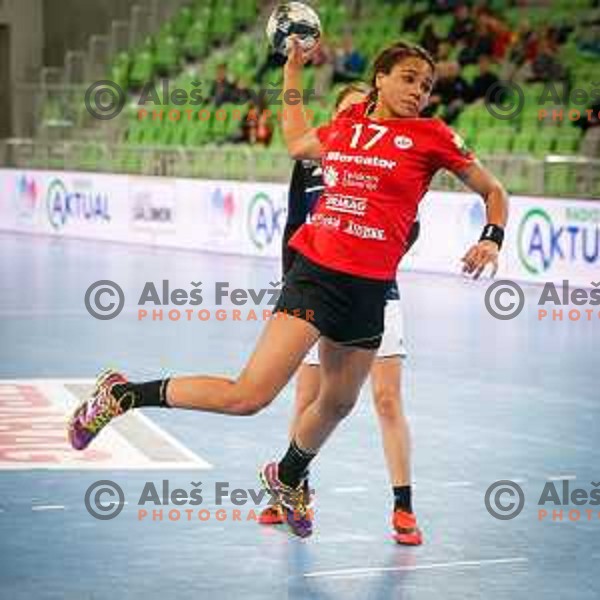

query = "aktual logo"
[
  {"left": 518, "top": 207, "right": 600, "bottom": 275},
  {"left": 46, "top": 178, "right": 111, "bottom": 230},
  {"left": 14, "top": 174, "right": 39, "bottom": 218},
  {"left": 247, "top": 192, "right": 285, "bottom": 250}
]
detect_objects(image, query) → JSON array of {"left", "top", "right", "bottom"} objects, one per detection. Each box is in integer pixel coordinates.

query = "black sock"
[
  {"left": 393, "top": 485, "right": 413, "bottom": 513},
  {"left": 112, "top": 379, "right": 171, "bottom": 410},
  {"left": 278, "top": 440, "right": 316, "bottom": 489}
]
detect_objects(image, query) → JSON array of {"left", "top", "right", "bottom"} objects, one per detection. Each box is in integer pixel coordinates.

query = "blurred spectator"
[
  {"left": 486, "top": 13, "right": 513, "bottom": 61},
  {"left": 333, "top": 35, "right": 366, "bottom": 84},
  {"left": 208, "top": 64, "right": 237, "bottom": 107},
  {"left": 429, "top": 0, "right": 462, "bottom": 14},
  {"left": 574, "top": 101, "right": 600, "bottom": 134},
  {"left": 528, "top": 38, "right": 566, "bottom": 83},
  {"left": 311, "top": 39, "right": 335, "bottom": 101},
  {"left": 576, "top": 20, "right": 600, "bottom": 56},
  {"left": 421, "top": 23, "right": 442, "bottom": 58},
  {"left": 577, "top": 102, "right": 600, "bottom": 157},
  {"left": 448, "top": 4, "right": 475, "bottom": 45},
  {"left": 425, "top": 61, "right": 470, "bottom": 124},
  {"left": 229, "top": 101, "right": 273, "bottom": 146},
  {"left": 469, "top": 54, "right": 500, "bottom": 102},
  {"left": 233, "top": 78, "right": 253, "bottom": 105},
  {"left": 437, "top": 41, "right": 452, "bottom": 62},
  {"left": 508, "top": 21, "right": 537, "bottom": 67},
  {"left": 458, "top": 19, "right": 494, "bottom": 65}
]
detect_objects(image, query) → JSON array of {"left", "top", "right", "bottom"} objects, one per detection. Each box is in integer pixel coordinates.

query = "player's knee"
[
  {"left": 326, "top": 395, "right": 356, "bottom": 421},
  {"left": 230, "top": 398, "right": 269, "bottom": 416},
  {"left": 229, "top": 383, "right": 272, "bottom": 416},
  {"left": 373, "top": 386, "right": 402, "bottom": 421}
]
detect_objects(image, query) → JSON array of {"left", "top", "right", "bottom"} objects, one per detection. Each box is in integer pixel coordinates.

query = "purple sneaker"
[
  {"left": 68, "top": 370, "right": 130, "bottom": 450},
  {"left": 259, "top": 461, "right": 314, "bottom": 538}
]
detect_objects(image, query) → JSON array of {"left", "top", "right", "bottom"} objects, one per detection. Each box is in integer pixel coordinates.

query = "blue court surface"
[{"left": 0, "top": 231, "right": 598, "bottom": 600}]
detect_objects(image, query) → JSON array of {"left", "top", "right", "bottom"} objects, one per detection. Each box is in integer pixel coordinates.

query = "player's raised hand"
[
  {"left": 461, "top": 240, "right": 499, "bottom": 280},
  {"left": 285, "top": 35, "right": 321, "bottom": 71}
]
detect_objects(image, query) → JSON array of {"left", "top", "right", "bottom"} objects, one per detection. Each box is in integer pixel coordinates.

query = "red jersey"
[{"left": 289, "top": 102, "right": 475, "bottom": 280}]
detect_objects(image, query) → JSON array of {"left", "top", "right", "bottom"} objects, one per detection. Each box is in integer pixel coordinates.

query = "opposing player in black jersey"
[{"left": 259, "top": 83, "right": 423, "bottom": 545}]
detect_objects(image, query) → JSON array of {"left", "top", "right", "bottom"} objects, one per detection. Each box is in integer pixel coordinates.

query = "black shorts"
[{"left": 273, "top": 253, "right": 391, "bottom": 350}]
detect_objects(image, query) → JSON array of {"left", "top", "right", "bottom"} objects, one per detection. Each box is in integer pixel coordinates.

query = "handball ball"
[{"left": 266, "top": 2, "right": 322, "bottom": 57}]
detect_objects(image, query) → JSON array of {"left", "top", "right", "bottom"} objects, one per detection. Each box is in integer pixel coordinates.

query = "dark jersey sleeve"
[
  {"left": 283, "top": 160, "right": 325, "bottom": 277},
  {"left": 385, "top": 219, "right": 420, "bottom": 302},
  {"left": 282, "top": 222, "right": 301, "bottom": 277},
  {"left": 406, "top": 219, "right": 420, "bottom": 252},
  {"left": 286, "top": 161, "right": 309, "bottom": 226}
]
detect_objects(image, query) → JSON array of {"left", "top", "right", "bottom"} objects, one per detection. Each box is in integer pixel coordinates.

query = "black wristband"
[{"left": 479, "top": 224, "right": 504, "bottom": 250}]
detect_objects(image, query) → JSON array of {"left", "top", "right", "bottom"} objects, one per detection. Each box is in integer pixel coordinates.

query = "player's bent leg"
[
  {"left": 261, "top": 338, "right": 375, "bottom": 537},
  {"left": 168, "top": 314, "right": 319, "bottom": 414},
  {"left": 294, "top": 337, "right": 375, "bottom": 452},
  {"left": 260, "top": 362, "right": 321, "bottom": 526},
  {"left": 68, "top": 315, "right": 319, "bottom": 450},
  {"left": 289, "top": 362, "right": 321, "bottom": 438}
]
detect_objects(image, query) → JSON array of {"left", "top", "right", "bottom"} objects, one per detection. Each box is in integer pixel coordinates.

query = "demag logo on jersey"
[
  {"left": 518, "top": 206, "right": 599, "bottom": 275},
  {"left": 247, "top": 191, "right": 286, "bottom": 251},
  {"left": 46, "top": 178, "right": 111, "bottom": 230}
]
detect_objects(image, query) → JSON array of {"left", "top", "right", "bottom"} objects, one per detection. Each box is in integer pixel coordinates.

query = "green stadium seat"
[
  {"left": 78, "top": 144, "right": 107, "bottom": 171},
  {"left": 173, "top": 7, "right": 194, "bottom": 39},
  {"left": 183, "top": 22, "right": 209, "bottom": 59},
  {"left": 155, "top": 35, "right": 180, "bottom": 76},
  {"left": 111, "top": 52, "right": 130, "bottom": 91},
  {"left": 532, "top": 129, "right": 556, "bottom": 158},
  {"left": 545, "top": 164, "right": 576, "bottom": 196},
  {"left": 512, "top": 132, "right": 533, "bottom": 156},
  {"left": 129, "top": 50, "right": 155, "bottom": 89},
  {"left": 554, "top": 129, "right": 581, "bottom": 155},
  {"left": 492, "top": 131, "right": 514, "bottom": 154}
]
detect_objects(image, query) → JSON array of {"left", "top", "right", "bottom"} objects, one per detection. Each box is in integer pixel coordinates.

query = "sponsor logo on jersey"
[
  {"left": 326, "top": 151, "right": 397, "bottom": 170},
  {"left": 311, "top": 213, "right": 341, "bottom": 230},
  {"left": 342, "top": 171, "right": 380, "bottom": 192},
  {"left": 323, "top": 166, "right": 339, "bottom": 187},
  {"left": 394, "top": 135, "right": 414, "bottom": 150},
  {"left": 325, "top": 194, "right": 367, "bottom": 217},
  {"left": 343, "top": 220, "right": 386, "bottom": 241}
]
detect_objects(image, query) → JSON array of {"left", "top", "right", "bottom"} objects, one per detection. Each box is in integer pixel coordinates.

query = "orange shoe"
[
  {"left": 258, "top": 503, "right": 285, "bottom": 525},
  {"left": 392, "top": 510, "right": 423, "bottom": 546}
]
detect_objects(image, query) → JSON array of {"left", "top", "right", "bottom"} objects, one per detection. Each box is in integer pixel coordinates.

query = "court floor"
[{"left": 0, "top": 232, "right": 598, "bottom": 600}]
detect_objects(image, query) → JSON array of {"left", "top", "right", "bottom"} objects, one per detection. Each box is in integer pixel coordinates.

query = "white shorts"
[{"left": 303, "top": 298, "right": 407, "bottom": 365}]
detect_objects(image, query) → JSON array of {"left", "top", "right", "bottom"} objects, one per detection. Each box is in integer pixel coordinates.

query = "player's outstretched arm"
[
  {"left": 282, "top": 35, "right": 322, "bottom": 160},
  {"left": 455, "top": 161, "right": 509, "bottom": 280}
]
